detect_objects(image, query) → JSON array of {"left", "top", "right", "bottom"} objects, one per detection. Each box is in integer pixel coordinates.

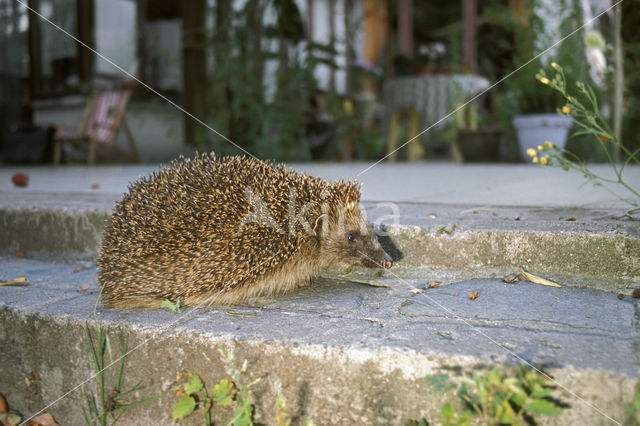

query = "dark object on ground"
[{"left": 3, "top": 124, "right": 54, "bottom": 164}]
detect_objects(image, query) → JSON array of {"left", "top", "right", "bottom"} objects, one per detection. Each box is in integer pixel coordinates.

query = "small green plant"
[
  {"left": 529, "top": 63, "right": 640, "bottom": 216},
  {"left": 81, "top": 316, "right": 165, "bottom": 425},
  {"left": 161, "top": 297, "right": 183, "bottom": 313},
  {"left": 625, "top": 381, "right": 640, "bottom": 426},
  {"left": 411, "top": 366, "right": 564, "bottom": 426},
  {"left": 171, "top": 343, "right": 260, "bottom": 425}
]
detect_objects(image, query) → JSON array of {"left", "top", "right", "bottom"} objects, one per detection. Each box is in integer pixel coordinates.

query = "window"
[{"left": 95, "top": 0, "right": 137, "bottom": 77}]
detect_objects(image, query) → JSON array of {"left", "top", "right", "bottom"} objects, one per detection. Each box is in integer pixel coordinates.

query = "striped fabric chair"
[{"left": 53, "top": 89, "right": 139, "bottom": 164}]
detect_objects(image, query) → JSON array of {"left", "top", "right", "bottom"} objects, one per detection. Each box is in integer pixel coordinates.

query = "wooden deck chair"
[{"left": 53, "top": 89, "right": 140, "bottom": 164}]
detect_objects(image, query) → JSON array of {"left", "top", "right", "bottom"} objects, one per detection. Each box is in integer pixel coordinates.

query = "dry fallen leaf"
[
  {"left": 565, "top": 217, "right": 576, "bottom": 221},
  {"left": 0, "top": 393, "right": 8, "bottom": 412},
  {"left": 80, "top": 285, "right": 90, "bottom": 291},
  {"left": 15, "top": 251, "right": 24, "bottom": 257},
  {"left": 518, "top": 268, "right": 562, "bottom": 288},
  {"left": 468, "top": 291, "right": 479, "bottom": 300},
  {"left": 29, "top": 413, "right": 59, "bottom": 426},
  {"left": 73, "top": 267, "right": 83, "bottom": 273},
  {"left": 347, "top": 278, "right": 391, "bottom": 288},
  {"left": 409, "top": 288, "right": 423, "bottom": 295},
  {"left": 501, "top": 273, "right": 519, "bottom": 284},
  {"left": 428, "top": 282, "right": 441, "bottom": 288},
  {"left": 225, "top": 312, "right": 257, "bottom": 318},
  {"left": 0, "top": 276, "right": 30, "bottom": 287}
]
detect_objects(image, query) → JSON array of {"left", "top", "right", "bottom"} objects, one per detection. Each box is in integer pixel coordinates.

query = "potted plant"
[
  {"left": 509, "top": 59, "right": 572, "bottom": 161},
  {"left": 500, "top": 0, "right": 576, "bottom": 161},
  {"left": 452, "top": 103, "right": 504, "bottom": 162}
]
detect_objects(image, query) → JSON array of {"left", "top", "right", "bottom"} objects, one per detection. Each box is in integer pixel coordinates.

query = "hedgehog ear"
[{"left": 312, "top": 213, "right": 329, "bottom": 237}]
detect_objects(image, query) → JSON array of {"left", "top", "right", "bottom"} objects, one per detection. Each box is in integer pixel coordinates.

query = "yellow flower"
[
  {"left": 539, "top": 77, "right": 550, "bottom": 85},
  {"left": 526, "top": 148, "right": 537, "bottom": 157},
  {"left": 537, "top": 144, "right": 544, "bottom": 151},
  {"left": 532, "top": 156, "right": 539, "bottom": 164},
  {"left": 551, "top": 62, "right": 560, "bottom": 70},
  {"left": 544, "top": 141, "right": 554, "bottom": 150},
  {"left": 541, "top": 156, "right": 548, "bottom": 165},
  {"left": 562, "top": 105, "right": 570, "bottom": 114}
]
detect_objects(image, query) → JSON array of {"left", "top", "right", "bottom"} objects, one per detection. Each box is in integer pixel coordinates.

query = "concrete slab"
[
  {"left": 0, "top": 161, "right": 638, "bottom": 424},
  {"left": 1, "top": 162, "right": 639, "bottom": 208},
  {"left": 0, "top": 255, "right": 638, "bottom": 424}
]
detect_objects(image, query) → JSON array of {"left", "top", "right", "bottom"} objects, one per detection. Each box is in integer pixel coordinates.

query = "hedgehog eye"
[{"left": 345, "top": 232, "right": 356, "bottom": 243}]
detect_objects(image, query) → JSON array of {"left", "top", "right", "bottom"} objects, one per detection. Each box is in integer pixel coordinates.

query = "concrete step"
[
  {"left": 1, "top": 192, "right": 638, "bottom": 290},
  {"left": 0, "top": 255, "right": 638, "bottom": 424},
  {"left": 0, "top": 191, "right": 638, "bottom": 424}
]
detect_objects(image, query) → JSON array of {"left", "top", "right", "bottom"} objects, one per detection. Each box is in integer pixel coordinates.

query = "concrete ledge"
[
  {"left": 1, "top": 193, "right": 638, "bottom": 290},
  {"left": 0, "top": 256, "right": 638, "bottom": 424}
]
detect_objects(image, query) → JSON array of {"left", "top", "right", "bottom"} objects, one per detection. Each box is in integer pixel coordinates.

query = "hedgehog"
[{"left": 97, "top": 153, "right": 392, "bottom": 309}]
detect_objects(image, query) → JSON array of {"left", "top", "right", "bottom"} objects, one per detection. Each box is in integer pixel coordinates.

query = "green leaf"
[
  {"left": 437, "top": 225, "right": 453, "bottom": 234},
  {"left": 161, "top": 298, "right": 182, "bottom": 313},
  {"left": 531, "top": 388, "right": 553, "bottom": 398},
  {"left": 509, "top": 392, "right": 526, "bottom": 407},
  {"left": 422, "top": 374, "right": 455, "bottom": 393},
  {"left": 213, "top": 379, "right": 235, "bottom": 406},
  {"left": 229, "top": 405, "right": 253, "bottom": 426},
  {"left": 172, "top": 396, "right": 196, "bottom": 420},
  {"left": 184, "top": 373, "right": 204, "bottom": 395},
  {"left": 441, "top": 401, "right": 455, "bottom": 418},
  {"left": 527, "top": 398, "right": 562, "bottom": 416},
  {"left": 404, "top": 419, "right": 428, "bottom": 426}
]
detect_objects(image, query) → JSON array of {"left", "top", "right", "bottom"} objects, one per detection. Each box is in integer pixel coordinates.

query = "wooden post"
[
  {"left": 181, "top": 0, "right": 207, "bottom": 147},
  {"left": 27, "top": 0, "right": 42, "bottom": 97},
  {"left": 398, "top": 0, "right": 413, "bottom": 58},
  {"left": 462, "top": 0, "right": 477, "bottom": 73}
]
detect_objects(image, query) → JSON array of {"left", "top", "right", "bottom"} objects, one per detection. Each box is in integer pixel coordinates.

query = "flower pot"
[
  {"left": 513, "top": 114, "right": 572, "bottom": 161},
  {"left": 453, "top": 129, "right": 503, "bottom": 162}
]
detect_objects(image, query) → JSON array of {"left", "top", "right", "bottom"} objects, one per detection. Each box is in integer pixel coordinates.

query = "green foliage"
[
  {"left": 625, "top": 381, "right": 640, "bottom": 426},
  {"left": 81, "top": 316, "right": 165, "bottom": 425},
  {"left": 531, "top": 63, "right": 639, "bottom": 215},
  {"left": 411, "top": 366, "right": 564, "bottom": 426},
  {"left": 161, "top": 297, "right": 183, "bottom": 313},
  {"left": 621, "top": 0, "right": 640, "bottom": 163},
  {"left": 172, "top": 396, "right": 197, "bottom": 421},
  {"left": 204, "top": 0, "right": 337, "bottom": 161},
  {"left": 275, "top": 395, "right": 292, "bottom": 426},
  {"left": 170, "top": 344, "right": 259, "bottom": 425},
  {"left": 171, "top": 371, "right": 236, "bottom": 425}
]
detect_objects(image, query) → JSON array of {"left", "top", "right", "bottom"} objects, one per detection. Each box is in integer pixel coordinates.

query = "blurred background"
[{"left": 0, "top": 0, "right": 637, "bottom": 165}]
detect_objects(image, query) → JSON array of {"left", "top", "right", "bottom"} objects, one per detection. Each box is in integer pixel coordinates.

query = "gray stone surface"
[
  {"left": 1, "top": 162, "right": 639, "bottom": 208},
  {"left": 0, "top": 255, "right": 638, "bottom": 424},
  {"left": 0, "top": 162, "right": 639, "bottom": 424}
]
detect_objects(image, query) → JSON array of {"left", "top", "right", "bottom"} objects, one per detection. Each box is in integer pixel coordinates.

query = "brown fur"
[{"left": 98, "top": 153, "right": 391, "bottom": 309}]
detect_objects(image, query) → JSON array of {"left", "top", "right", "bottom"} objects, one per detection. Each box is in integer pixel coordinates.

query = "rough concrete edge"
[
  {"left": 1, "top": 307, "right": 636, "bottom": 425},
  {"left": 1, "top": 205, "right": 638, "bottom": 285},
  {"left": 0, "top": 207, "right": 109, "bottom": 262},
  {"left": 381, "top": 224, "right": 640, "bottom": 283}
]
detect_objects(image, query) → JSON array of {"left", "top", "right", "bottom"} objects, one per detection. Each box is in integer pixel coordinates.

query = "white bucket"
[{"left": 513, "top": 114, "right": 573, "bottom": 161}]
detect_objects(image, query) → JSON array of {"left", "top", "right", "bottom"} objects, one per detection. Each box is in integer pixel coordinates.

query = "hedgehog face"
[{"left": 315, "top": 205, "right": 392, "bottom": 270}]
